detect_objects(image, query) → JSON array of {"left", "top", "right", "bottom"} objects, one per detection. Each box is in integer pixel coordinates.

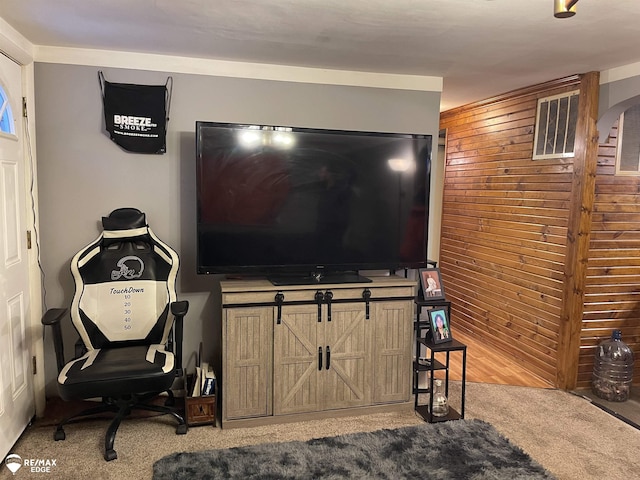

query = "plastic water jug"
[{"left": 592, "top": 330, "right": 635, "bottom": 402}]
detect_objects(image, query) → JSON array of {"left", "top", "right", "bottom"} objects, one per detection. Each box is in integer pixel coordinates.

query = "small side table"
[
  {"left": 412, "top": 295, "right": 452, "bottom": 415},
  {"left": 414, "top": 336, "right": 467, "bottom": 423}
]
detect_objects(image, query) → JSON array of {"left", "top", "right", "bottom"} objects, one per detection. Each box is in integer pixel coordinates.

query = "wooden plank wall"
[
  {"left": 438, "top": 77, "right": 583, "bottom": 386},
  {"left": 579, "top": 122, "right": 640, "bottom": 388}
]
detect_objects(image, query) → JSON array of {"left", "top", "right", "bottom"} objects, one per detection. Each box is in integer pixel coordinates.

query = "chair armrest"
[
  {"left": 41, "top": 308, "right": 68, "bottom": 374},
  {"left": 41, "top": 308, "right": 67, "bottom": 326},
  {"left": 170, "top": 301, "right": 189, "bottom": 373},
  {"left": 170, "top": 301, "right": 189, "bottom": 317}
]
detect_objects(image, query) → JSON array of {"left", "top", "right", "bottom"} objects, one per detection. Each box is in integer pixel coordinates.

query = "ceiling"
[{"left": 2, "top": 0, "right": 640, "bottom": 110}]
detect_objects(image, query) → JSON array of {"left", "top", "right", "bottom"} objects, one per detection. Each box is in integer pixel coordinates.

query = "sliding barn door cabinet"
[{"left": 217, "top": 277, "right": 415, "bottom": 428}]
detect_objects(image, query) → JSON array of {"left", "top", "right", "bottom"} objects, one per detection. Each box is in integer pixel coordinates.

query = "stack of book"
[{"left": 190, "top": 362, "right": 216, "bottom": 397}]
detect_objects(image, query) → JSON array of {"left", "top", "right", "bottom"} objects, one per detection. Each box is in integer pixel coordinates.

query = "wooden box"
[{"left": 185, "top": 394, "right": 216, "bottom": 426}]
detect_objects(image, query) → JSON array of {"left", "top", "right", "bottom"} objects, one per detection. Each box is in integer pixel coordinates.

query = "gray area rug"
[{"left": 153, "top": 419, "right": 555, "bottom": 479}]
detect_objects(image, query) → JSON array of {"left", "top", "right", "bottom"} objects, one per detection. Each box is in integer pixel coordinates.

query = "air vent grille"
[{"left": 533, "top": 90, "right": 579, "bottom": 159}]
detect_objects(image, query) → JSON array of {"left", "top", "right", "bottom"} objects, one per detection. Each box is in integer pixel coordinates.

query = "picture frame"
[
  {"left": 419, "top": 267, "right": 445, "bottom": 300},
  {"left": 429, "top": 308, "right": 452, "bottom": 344}
]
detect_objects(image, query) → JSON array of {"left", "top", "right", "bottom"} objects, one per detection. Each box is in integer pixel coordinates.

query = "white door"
[{"left": 0, "top": 52, "right": 33, "bottom": 460}]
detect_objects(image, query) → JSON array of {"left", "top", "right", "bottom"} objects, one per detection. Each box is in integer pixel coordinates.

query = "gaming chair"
[{"left": 41, "top": 208, "right": 188, "bottom": 461}]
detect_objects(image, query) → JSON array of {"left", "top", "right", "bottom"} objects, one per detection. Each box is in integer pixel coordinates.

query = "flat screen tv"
[{"left": 196, "top": 121, "right": 431, "bottom": 285}]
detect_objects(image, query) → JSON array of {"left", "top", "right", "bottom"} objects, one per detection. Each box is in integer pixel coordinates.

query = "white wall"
[
  {"left": 598, "top": 63, "right": 640, "bottom": 141},
  {"left": 34, "top": 62, "right": 441, "bottom": 392}
]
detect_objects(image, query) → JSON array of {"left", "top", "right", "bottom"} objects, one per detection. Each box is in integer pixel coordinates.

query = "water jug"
[{"left": 592, "top": 330, "right": 635, "bottom": 402}]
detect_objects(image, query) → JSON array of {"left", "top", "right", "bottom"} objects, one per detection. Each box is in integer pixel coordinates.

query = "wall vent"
[{"left": 533, "top": 90, "right": 579, "bottom": 159}]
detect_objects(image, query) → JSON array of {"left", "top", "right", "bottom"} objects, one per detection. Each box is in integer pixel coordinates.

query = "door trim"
[{"left": 0, "top": 25, "right": 45, "bottom": 418}]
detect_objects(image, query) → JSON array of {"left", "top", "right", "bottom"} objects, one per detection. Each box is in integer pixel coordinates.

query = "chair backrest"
[{"left": 70, "top": 208, "right": 179, "bottom": 350}]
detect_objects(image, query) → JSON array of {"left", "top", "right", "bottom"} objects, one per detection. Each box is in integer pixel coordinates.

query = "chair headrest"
[{"left": 102, "top": 208, "right": 147, "bottom": 231}]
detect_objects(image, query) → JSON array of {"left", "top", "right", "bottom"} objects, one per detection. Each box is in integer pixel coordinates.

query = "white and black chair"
[{"left": 42, "top": 208, "right": 188, "bottom": 461}]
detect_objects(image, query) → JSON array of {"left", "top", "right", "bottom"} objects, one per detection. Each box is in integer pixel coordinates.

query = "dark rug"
[{"left": 153, "top": 419, "right": 555, "bottom": 479}]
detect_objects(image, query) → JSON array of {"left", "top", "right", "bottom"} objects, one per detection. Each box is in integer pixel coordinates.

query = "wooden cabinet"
[
  {"left": 372, "top": 300, "right": 413, "bottom": 404},
  {"left": 223, "top": 306, "right": 273, "bottom": 420},
  {"left": 274, "top": 301, "right": 371, "bottom": 415},
  {"left": 219, "top": 276, "right": 415, "bottom": 428}
]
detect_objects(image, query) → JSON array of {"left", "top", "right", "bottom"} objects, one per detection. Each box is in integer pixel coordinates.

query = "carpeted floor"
[
  {"left": 153, "top": 419, "right": 554, "bottom": 480},
  {"left": 3, "top": 382, "right": 640, "bottom": 480}
]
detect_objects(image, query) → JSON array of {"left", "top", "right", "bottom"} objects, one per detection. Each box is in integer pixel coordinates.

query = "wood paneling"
[
  {"left": 579, "top": 121, "right": 640, "bottom": 388},
  {"left": 554, "top": 72, "right": 601, "bottom": 389},
  {"left": 439, "top": 76, "right": 586, "bottom": 387},
  {"left": 439, "top": 73, "right": 640, "bottom": 390}
]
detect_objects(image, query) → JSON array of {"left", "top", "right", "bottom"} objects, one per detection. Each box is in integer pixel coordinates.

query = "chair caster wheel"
[
  {"left": 176, "top": 424, "right": 188, "bottom": 435},
  {"left": 54, "top": 428, "right": 66, "bottom": 441},
  {"left": 104, "top": 449, "right": 117, "bottom": 461}
]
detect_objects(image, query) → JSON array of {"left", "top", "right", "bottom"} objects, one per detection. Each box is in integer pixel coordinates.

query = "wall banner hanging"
[{"left": 98, "top": 71, "right": 173, "bottom": 154}]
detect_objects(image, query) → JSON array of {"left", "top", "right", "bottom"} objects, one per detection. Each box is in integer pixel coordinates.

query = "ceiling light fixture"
[{"left": 554, "top": 0, "right": 579, "bottom": 18}]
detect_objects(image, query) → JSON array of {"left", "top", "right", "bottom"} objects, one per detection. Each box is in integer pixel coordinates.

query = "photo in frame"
[
  {"left": 419, "top": 267, "right": 445, "bottom": 300},
  {"left": 429, "top": 308, "right": 452, "bottom": 343}
]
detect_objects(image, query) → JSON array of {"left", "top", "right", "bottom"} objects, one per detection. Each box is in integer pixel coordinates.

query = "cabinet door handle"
[
  {"left": 362, "top": 288, "right": 372, "bottom": 319},
  {"left": 318, "top": 346, "right": 323, "bottom": 371},
  {"left": 275, "top": 292, "right": 284, "bottom": 325},
  {"left": 325, "top": 290, "right": 333, "bottom": 322},
  {"left": 326, "top": 346, "right": 331, "bottom": 370},
  {"left": 315, "top": 290, "right": 324, "bottom": 322}
]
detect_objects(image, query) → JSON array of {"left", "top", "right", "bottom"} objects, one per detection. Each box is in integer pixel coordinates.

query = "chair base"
[{"left": 53, "top": 393, "right": 187, "bottom": 461}]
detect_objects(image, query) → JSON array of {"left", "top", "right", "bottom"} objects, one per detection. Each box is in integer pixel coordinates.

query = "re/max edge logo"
[
  {"left": 4, "top": 454, "right": 58, "bottom": 475},
  {"left": 113, "top": 114, "right": 157, "bottom": 131}
]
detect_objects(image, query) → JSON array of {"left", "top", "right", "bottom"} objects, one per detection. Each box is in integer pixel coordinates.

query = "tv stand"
[
  {"left": 268, "top": 271, "right": 372, "bottom": 286},
  {"left": 217, "top": 276, "right": 416, "bottom": 428}
]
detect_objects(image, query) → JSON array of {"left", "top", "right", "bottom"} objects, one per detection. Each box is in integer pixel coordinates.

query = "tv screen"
[{"left": 196, "top": 122, "right": 431, "bottom": 283}]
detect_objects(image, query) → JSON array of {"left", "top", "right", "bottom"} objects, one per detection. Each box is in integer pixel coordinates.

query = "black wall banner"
[{"left": 99, "top": 72, "right": 173, "bottom": 154}]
